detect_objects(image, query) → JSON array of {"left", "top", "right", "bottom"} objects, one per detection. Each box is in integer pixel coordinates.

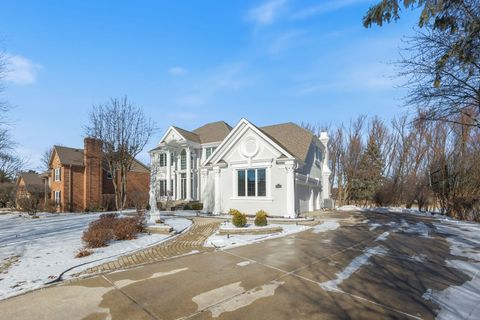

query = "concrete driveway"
[{"left": 0, "top": 211, "right": 476, "bottom": 320}]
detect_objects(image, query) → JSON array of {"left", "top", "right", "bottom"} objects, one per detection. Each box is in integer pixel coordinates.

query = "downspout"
[{"left": 69, "top": 165, "right": 73, "bottom": 212}]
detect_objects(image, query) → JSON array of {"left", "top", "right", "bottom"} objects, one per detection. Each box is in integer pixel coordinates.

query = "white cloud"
[
  {"left": 168, "top": 66, "right": 188, "bottom": 76},
  {"left": 268, "top": 29, "right": 307, "bottom": 55},
  {"left": 247, "top": 0, "right": 288, "bottom": 26},
  {"left": 4, "top": 54, "right": 41, "bottom": 85},
  {"left": 295, "top": 63, "right": 398, "bottom": 95},
  {"left": 174, "top": 62, "right": 254, "bottom": 107},
  {"left": 292, "top": 0, "right": 368, "bottom": 20}
]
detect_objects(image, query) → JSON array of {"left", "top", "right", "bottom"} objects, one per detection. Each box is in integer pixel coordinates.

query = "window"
[
  {"left": 106, "top": 171, "right": 113, "bottom": 179},
  {"left": 159, "top": 153, "right": 166, "bottom": 167},
  {"left": 205, "top": 147, "right": 216, "bottom": 159},
  {"left": 54, "top": 168, "right": 61, "bottom": 181},
  {"left": 237, "top": 168, "right": 267, "bottom": 197},
  {"left": 257, "top": 169, "right": 266, "bottom": 196},
  {"left": 159, "top": 180, "right": 167, "bottom": 196},
  {"left": 54, "top": 191, "right": 61, "bottom": 205},
  {"left": 180, "top": 150, "right": 186, "bottom": 170},
  {"left": 237, "top": 170, "right": 246, "bottom": 196}
]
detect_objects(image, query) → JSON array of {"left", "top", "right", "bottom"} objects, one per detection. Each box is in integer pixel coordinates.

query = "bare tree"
[
  {"left": 40, "top": 147, "right": 54, "bottom": 172},
  {"left": 85, "top": 96, "right": 155, "bottom": 210}
]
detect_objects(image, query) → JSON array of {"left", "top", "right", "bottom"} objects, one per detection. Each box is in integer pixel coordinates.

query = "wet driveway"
[{"left": 0, "top": 211, "right": 477, "bottom": 320}]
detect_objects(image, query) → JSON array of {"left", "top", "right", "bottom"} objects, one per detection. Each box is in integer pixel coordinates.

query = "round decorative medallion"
[{"left": 241, "top": 137, "right": 259, "bottom": 157}]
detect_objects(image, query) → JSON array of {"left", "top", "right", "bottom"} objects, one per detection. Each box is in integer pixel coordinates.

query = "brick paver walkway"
[{"left": 77, "top": 218, "right": 221, "bottom": 276}]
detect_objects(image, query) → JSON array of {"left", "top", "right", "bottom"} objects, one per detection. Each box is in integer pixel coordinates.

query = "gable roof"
[
  {"left": 193, "top": 121, "right": 232, "bottom": 143},
  {"left": 54, "top": 146, "right": 84, "bottom": 167},
  {"left": 260, "top": 122, "right": 316, "bottom": 164},
  {"left": 52, "top": 145, "right": 149, "bottom": 172},
  {"left": 172, "top": 126, "right": 201, "bottom": 144},
  {"left": 17, "top": 172, "right": 45, "bottom": 194}
]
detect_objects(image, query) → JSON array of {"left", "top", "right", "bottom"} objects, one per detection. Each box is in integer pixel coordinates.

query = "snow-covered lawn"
[
  {"left": 0, "top": 211, "right": 191, "bottom": 300},
  {"left": 205, "top": 222, "right": 310, "bottom": 249}
]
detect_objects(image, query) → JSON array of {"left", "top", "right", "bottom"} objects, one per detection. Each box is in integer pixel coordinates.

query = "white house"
[{"left": 149, "top": 118, "right": 331, "bottom": 218}]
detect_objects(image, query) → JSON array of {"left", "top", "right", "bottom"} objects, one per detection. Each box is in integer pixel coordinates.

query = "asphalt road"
[{"left": 0, "top": 211, "right": 473, "bottom": 320}]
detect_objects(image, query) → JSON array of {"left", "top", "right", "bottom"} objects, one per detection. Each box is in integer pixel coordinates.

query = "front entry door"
[{"left": 181, "top": 173, "right": 186, "bottom": 199}]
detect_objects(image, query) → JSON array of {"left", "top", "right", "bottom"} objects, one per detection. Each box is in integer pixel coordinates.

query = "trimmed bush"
[
  {"left": 229, "top": 208, "right": 242, "bottom": 216},
  {"left": 254, "top": 210, "right": 268, "bottom": 226},
  {"left": 81, "top": 212, "right": 145, "bottom": 248},
  {"left": 113, "top": 217, "right": 139, "bottom": 240},
  {"left": 231, "top": 211, "right": 247, "bottom": 228},
  {"left": 82, "top": 227, "right": 114, "bottom": 248},
  {"left": 190, "top": 202, "right": 203, "bottom": 210}
]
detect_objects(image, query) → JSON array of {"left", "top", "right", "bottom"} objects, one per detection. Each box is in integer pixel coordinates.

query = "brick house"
[
  {"left": 48, "top": 137, "right": 150, "bottom": 212},
  {"left": 14, "top": 172, "right": 48, "bottom": 209}
]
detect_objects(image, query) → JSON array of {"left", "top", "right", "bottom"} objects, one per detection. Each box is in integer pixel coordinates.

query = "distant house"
[
  {"left": 47, "top": 138, "right": 150, "bottom": 212},
  {"left": 149, "top": 119, "right": 332, "bottom": 218},
  {"left": 14, "top": 172, "right": 48, "bottom": 209}
]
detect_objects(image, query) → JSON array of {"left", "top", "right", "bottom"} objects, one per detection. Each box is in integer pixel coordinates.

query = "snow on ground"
[
  {"left": 312, "top": 220, "right": 340, "bottom": 233},
  {"left": 319, "top": 246, "right": 388, "bottom": 292},
  {"left": 337, "top": 205, "right": 366, "bottom": 212},
  {"left": 0, "top": 211, "right": 191, "bottom": 300},
  {"left": 422, "top": 219, "right": 480, "bottom": 320},
  {"left": 205, "top": 222, "right": 310, "bottom": 249}
]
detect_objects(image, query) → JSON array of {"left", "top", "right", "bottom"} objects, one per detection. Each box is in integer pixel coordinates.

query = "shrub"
[
  {"left": 229, "top": 208, "right": 242, "bottom": 216},
  {"left": 82, "top": 212, "right": 145, "bottom": 248},
  {"left": 145, "top": 203, "right": 151, "bottom": 211},
  {"left": 82, "top": 227, "right": 114, "bottom": 248},
  {"left": 190, "top": 202, "right": 203, "bottom": 211},
  {"left": 231, "top": 211, "right": 247, "bottom": 228},
  {"left": 75, "top": 249, "right": 93, "bottom": 258},
  {"left": 113, "top": 217, "right": 139, "bottom": 240},
  {"left": 254, "top": 210, "right": 268, "bottom": 226},
  {"left": 129, "top": 191, "right": 149, "bottom": 213},
  {"left": 44, "top": 199, "right": 57, "bottom": 213},
  {"left": 17, "top": 197, "right": 39, "bottom": 214}
]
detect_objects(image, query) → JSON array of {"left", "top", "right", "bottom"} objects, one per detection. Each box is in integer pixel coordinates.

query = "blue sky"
[{"left": 0, "top": 0, "right": 419, "bottom": 168}]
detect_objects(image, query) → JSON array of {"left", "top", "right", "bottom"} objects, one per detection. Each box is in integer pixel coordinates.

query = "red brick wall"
[
  {"left": 50, "top": 152, "right": 64, "bottom": 212},
  {"left": 83, "top": 138, "right": 102, "bottom": 210}
]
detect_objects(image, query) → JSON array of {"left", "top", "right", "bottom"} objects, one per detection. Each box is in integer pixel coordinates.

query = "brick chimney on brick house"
[{"left": 83, "top": 137, "right": 103, "bottom": 210}]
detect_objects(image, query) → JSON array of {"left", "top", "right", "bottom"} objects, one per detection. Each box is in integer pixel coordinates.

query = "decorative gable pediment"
[
  {"left": 205, "top": 118, "right": 294, "bottom": 166},
  {"left": 159, "top": 127, "right": 185, "bottom": 144}
]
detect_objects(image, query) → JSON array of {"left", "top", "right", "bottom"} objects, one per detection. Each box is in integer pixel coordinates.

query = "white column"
[
  {"left": 176, "top": 152, "right": 181, "bottom": 200},
  {"left": 285, "top": 161, "right": 296, "bottom": 218},
  {"left": 213, "top": 166, "right": 221, "bottom": 215},
  {"left": 309, "top": 188, "right": 314, "bottom": 212},
  {"left": 186, "top": 148, "right": 192, "bottom": 200},
  {"left": 315, "top": 189, "right": 321, "bottom": 210},
  {"left": 320, "top": 132, "right": 331, "bottom": 205},
  {"left": 166, "top": 150, "right": 171, "bottom": 196},
  {"left": 196, "top": 156, "right": 201, "bottom": 200}
]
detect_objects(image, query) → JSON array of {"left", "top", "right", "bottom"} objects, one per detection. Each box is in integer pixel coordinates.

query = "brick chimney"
[{"left": 83, "top": 137, "right": 103, "bottom": 210}]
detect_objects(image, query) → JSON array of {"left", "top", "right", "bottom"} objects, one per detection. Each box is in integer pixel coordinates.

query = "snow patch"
[
  {"left": 236, "top": 261, "right": 252, "bottom": 267},
  {"left": 193, "top": 282, "right": 244, "bottom": 312},
  {"left": 114, "top": 267, "right": 188, "bottom": 289},
  {"left": 421, "top": 219, "right": 480, "bottom": 319},
  {"left": 319, "top": 246, "right": 387, "bottom": 292},
  {"left": 369, "top": 223, "right": 381, "bottom": 231},
  {"left": 337, "top": 205, "right": 365, "bottom": 212},
  {"left": 375, "top": 232, "right": 390, "bottom": 242},
  {"left": 207, "top": 280, "right": 284, "bottom": 318},
  {"left": 205, "top": 224, "right": 309, "bottom": 249},
  {"left": 312, "top": 220, "right": 340, "bottom": 233}
]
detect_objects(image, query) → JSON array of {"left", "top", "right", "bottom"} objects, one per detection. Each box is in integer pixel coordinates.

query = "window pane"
[
  {"left": 257, "top": 169, "right": 266, "bottom": 196},
  {"left": 247, "top": 169, "right": 256, "bottom": 196},
  {"left": 181, "top": 150, "right": 186, "bottom": 170},
  {"left": 238, "top": 170, "right": 245, "bottom": 196},
  {"left": 206, "top": 148, "right": 211, "bottom": 158}
]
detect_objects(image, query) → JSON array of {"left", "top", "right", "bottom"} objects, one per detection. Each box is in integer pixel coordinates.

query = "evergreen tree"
[{"left": 350, "top": 135, "right": 384, "bottom": 204}]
